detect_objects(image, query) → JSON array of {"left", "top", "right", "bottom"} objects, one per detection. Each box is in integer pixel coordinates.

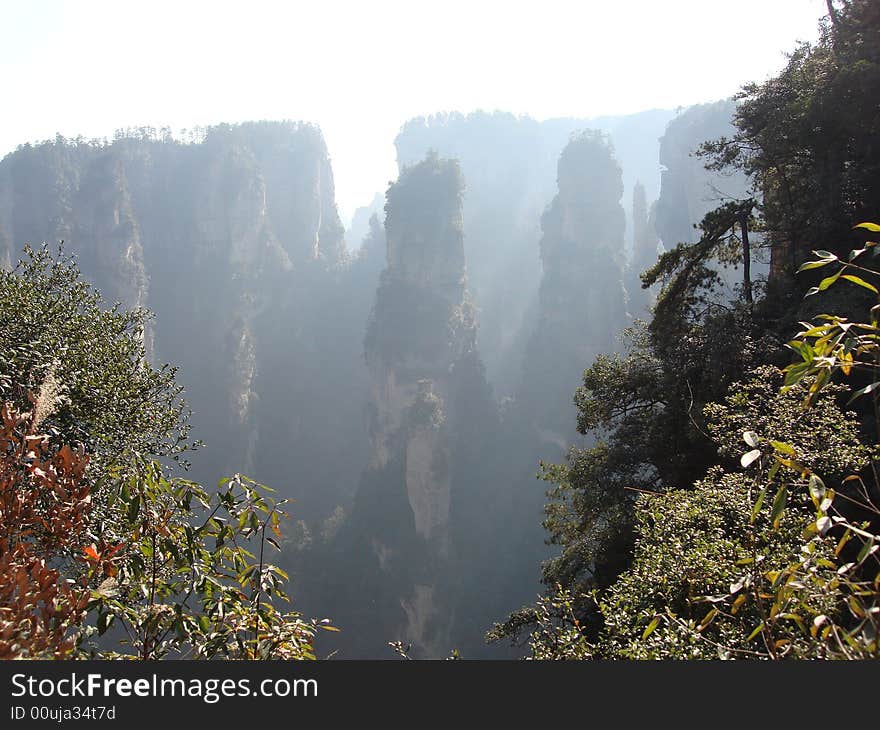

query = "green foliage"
[
  {"left": 0, "top": 244, "right": 193, "bottom": 471},
  {"left": 589, "top": 365, "right": 875, "bottom": 659},
  {"left": 534, "top": 314, "right": 768, "bottom": 604},
  {"left": 487, "top": 587, "right": 594, "bottom": 660},
  {"left": 0, "top": 244, "right": 328, "bottom": 660},
  {"left": 783, "top": 225, "right": 880, "bottom": 408},
  {"left": 595, "top": 468, "right": 838, "bottom": 659},
  {"left": 83, "top": 465, "right": 327, "bottom": 659},
  {"left": 705, "top": 366, "right": 874, "bottom": 482},
  {"left": 745, "top": 227, "right": 880, "bottom": 658},
  {"left": 507, "top": 369, "right": 871, "bottom": 659}
]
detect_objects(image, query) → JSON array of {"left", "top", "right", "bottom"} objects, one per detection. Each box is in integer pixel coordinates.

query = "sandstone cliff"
[
  {"left": 519, "top": 131, "right": 628, "bottom": 442},
  {"left": 0, "top": 124, "right": 368, "bottom": 524},
  {"left": 326, "top": 154, "right": 498, "bottom": 658}
]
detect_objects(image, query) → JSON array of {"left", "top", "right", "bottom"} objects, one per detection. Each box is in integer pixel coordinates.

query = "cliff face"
[
  {"left": 519, "top": 131, "right": 628, "bottom": 442},
  {"left": 653, "top": 100, "right": 768, "bottom": 296},
  {"left": 326, "top": 155, "right": 497, "bottom": 658},
  {"left": 654, "top": 100, "right": 751, "bottom": 249},
  {"left": 365, "top": 156, "right": 471, "bottom": 479},
  {"left": 394, "top": 109, "right": 673, "bottom": 398},
  {"left": 626, "top": 181, "right": 661, "bottom": 318},
  {"left": 0, "top": 125, "right": 368, "bottom": 523}
]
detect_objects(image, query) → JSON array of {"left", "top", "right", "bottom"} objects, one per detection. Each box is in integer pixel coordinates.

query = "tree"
[
  {"left": 0, "top": 400, "right": 91, "bottom": 658},
  {"left": 492, "top": 1, "right": 880, "bottom": 656},
  {"left": 699, "top": 0, "right": 880, "bottom": 293},
  {"left": 0, "top": 244, "right": 193, "bottom": 474},
  {"left": 494, "top": 367, "right": 875, "bottom": 659},
  {"left": 0, "top": 244, "right": 331, "bottom": 659}
]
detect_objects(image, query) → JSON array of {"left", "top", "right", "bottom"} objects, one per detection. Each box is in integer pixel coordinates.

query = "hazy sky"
[{"left": 2, "top": 0, "right": 827, "bottom": 223}]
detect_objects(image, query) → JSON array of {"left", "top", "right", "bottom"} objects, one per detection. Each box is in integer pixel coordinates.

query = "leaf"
[
  {"left": 743, "top": 431, "right": 759, "bottom": 447},
  {"left": 769, "top": 440, "right": 795, "bottom": 456},
  {"left": 698, "top": 608, "right": 718, "bottom": 631},
  {"left": 847, "top": 381, "right": 880, "bottom": 404},
  {"left": 818, "top": 270, "right": 843, "bottom": 291},
  {"left": 97, "top": 612, "right": 114, "bottom": 636},
  {"left": 816, "top": 516, "right": 832, "bottom": 536},
  {"left": 797, "top": 259, "right": 834, "bottom": 272},
  {"left": 835, "top": 532, "right": 853, "bottom": 557},
  {"left": 856, "top": 537, "right": 876, "bottom": 564},
  {"left": 848, "top": 248, "right": 867, "bottom": 261},
  {"left": 840, "top": 274, "right": 879, "bottom": 294},
  {"left": 783, "top": 361, "right": 809, "bottom": 385},
  {"left": 83, "top": 544, "right": 100, "bottom": 562},
  {"left": 641, "top": 615, "right": 661, "bottom": 640},
  {"left": 97, "top": 577, "right": 119, "bottom": 597},
  {"left": 848, "top": 596, "right": 865, "bottom": 618},
  {"left": 746, "top": 622, "right": 765, "bottom": 642},
  {"left": 854, "top": 222, "right": 880, "bottom": 233},
  {"left": 750, "top": 486, "right": 767, "bottom": 524},
  {"left": 808, "top": 474, "right": 826, "bottom": 504},
  {"left": 770, "top": 485, "right": 787, "bottom": 528},
  {"left": 775, "top": 457, "right": 809, "bottom": 476},
  {"left": 740, "top": 449, "right": 761, "bottom": 468},
  {"left": 127, "top": 494, "right": 140, "bottom": 523}
]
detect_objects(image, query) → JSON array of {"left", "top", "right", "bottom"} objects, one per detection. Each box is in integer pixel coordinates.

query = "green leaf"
[
  {"left": 642, "top": 615, "right": 661, "bottom": 640},
  {"left": 770, "top": 485, "right": 788, "bottom": 528},
  {"left": 848, "top": 248, "right": 867, "bottom": 261},
  {"left": 97, "top": 612, "right": 115, "bottom": 636},
  {"left": 127, "top": 494, "right": 140, "bottom": 523},
  {"left": 750, "top": 486, "right": 767, "bottom": 524},
  {"left": 818, "top": 270, "right": 843, "bottom": 291},
  {"left": 770, "top": 440, "right": 795, "bottom": 456},
  {"left": 740, "top": 449, "right": 761, "bottom": 468},
  {"left": 840, "top": 274, "right": 879, "bottom": 294},
  {"left": 856, "top": 537, "right": 876, "bottom": 564},
  {"left": 698, "top": 608, "right": 718, "bottom": 631},
  {"left": 746, "top": 622, "right": 765, "bottom": 642},
  {"left": 854, "top": 222, "right": 880, "bottom": 233},
  {"left": 797, "top": 259, "right": 834, "bottom": 272},
  {"left": 780, "top": 613, "right": 807, "bottom": 633},
  {"left": 783, "top": 362, "right": 809, "bottom": 385}
]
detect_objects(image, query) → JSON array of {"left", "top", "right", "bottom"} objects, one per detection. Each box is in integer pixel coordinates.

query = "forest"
[{"left": 1, "top": 0, "right": 878, "bottom": 660}]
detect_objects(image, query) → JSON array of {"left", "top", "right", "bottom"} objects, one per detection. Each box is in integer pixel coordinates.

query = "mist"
[{"left": 5, "top": 1, "right": 871, "bottom": 663}]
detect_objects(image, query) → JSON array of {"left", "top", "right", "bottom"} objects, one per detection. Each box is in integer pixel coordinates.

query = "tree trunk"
[{"left": 739, "top": 212, "right": 752, "bottom": 304}]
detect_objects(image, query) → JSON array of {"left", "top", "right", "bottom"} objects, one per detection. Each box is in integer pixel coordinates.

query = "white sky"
[{"left": 2, "top": 0, "right": 827, "bottom": 222}]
